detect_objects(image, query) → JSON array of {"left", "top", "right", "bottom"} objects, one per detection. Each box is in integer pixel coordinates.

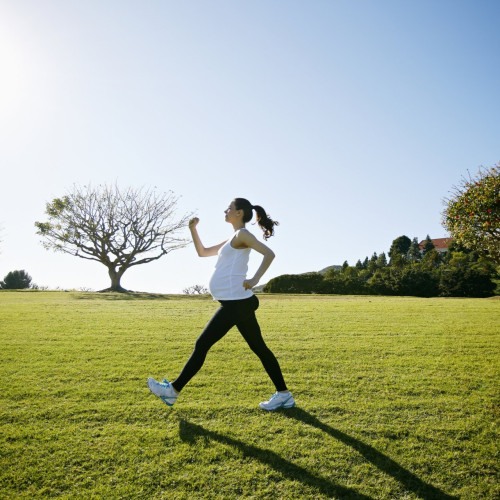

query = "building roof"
[{"left": 419, "top": 237, "right": 453, "bottom": 251}]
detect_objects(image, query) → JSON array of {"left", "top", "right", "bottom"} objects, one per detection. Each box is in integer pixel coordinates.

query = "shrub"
[
  {"left": 0, "top": 270, "right": 35, "bottom": 289},
  {"left": 439, "top": 267, "right": 496, "bottom": 297},
  {"left": 263, "top": 273, "right": 324, "bottom": 293}
]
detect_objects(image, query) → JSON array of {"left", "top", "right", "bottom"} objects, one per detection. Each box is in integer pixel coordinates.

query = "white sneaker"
[
  {"left": 259, "top": 391, "right": 296, "bottom": 411},
  {"left": 147, "top": 377, "right": 179, "bottom": 406}
]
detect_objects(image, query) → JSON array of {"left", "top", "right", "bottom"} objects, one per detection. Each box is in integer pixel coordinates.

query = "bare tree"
[
  {"left": 35, "top": 184, "right": 192, "bottom": 292},
  {"left": 183, "top": 284, "right": 209, "bottom": 295}
]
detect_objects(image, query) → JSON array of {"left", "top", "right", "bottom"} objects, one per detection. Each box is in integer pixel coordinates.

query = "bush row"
[{"left": 264, "top": 243, "right": 497, "bottom": 298}]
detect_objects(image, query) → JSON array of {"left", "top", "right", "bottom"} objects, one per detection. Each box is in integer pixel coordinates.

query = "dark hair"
[{"left": 233, "top": 198, "right": 279, "bottom": 240}]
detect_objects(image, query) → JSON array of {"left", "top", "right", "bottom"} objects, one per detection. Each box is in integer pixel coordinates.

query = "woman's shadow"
[
  {"left": 283, "top": 407, "right": 456, "bottom": 499},
  {"left": 178, "top": 407, "right": 456, "bottom": 500}
]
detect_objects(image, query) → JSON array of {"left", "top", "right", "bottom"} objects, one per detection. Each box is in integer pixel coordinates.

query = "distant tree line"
[{"left": 263, "top": 236, "right": 498, "bottom": 297}]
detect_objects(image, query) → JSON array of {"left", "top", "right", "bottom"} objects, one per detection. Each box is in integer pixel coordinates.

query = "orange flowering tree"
[{"left": 442, "top": 163, "right": 500, "bottom": 264}]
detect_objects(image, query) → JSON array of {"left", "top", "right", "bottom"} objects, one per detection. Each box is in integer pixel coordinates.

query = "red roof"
[{"left": 419, "top": 238, "right": 453, "bottom": 250}]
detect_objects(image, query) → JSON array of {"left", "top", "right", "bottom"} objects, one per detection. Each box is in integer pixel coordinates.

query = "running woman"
[{"left": 147, "top": 198, "right": 295, "bottom": 411}]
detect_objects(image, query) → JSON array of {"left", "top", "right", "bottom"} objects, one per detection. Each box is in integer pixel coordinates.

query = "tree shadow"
[
  {"left": 73, "top": 292, "right": 181, "bottom": 301},
  {"left": 281, "top": 407, "right": 457, "bottom": 500},
  {"left": 178, "top": 418, "right": 372, "bottom": 499}
]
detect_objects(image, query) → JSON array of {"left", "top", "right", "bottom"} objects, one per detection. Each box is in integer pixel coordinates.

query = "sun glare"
[{"left": 0, "top": 37, "right": 28, "bottom": 115}]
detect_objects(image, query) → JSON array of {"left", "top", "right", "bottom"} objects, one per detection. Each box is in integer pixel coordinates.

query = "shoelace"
[{"left": 162, "top": 379, "right": 178, "bottom": 398}]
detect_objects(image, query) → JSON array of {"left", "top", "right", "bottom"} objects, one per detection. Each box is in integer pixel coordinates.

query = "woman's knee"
[
  {"left": 194, "top": 335, "right": 213, "bottom": 355},
  {"left": 247, "top": 338, "right": 273, "bottom": 358}
]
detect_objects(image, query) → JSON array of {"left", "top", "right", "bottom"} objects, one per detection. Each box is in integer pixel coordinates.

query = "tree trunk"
[{"left": 100, "top": 267, "right": 128, "bottom": 292}]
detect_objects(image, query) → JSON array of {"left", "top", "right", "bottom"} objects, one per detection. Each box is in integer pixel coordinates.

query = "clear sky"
[{"left": 1, "top": 0, "right": 499, "bottom": 293}]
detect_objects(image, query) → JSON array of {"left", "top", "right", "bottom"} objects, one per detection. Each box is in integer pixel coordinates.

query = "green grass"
[{"left": 1, "top": 291, "right": 499, "bottom": 499}]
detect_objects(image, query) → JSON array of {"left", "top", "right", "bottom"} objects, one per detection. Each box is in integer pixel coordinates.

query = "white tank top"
[{"left": 208, "top": 230, "right": 254, "bottom": 300}]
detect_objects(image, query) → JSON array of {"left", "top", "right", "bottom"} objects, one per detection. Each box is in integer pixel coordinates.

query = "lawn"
[{"left": 0, "top": 291, "right": 498, "bottom": 499}]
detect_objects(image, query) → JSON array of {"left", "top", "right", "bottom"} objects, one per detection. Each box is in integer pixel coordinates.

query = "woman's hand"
[
  {"left": 236, "top": 230, "right": 275, "bottom": 288},
  {"left": 189, "top": 217, "right": 199, "bottom": 230},
  {"left": 243, "top": 277, "right": 259, "bottom": 290}
]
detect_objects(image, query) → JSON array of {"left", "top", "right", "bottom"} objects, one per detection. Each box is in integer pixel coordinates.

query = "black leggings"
[{"left": 172, "top": 295, "right": 287, "bottom": 392}]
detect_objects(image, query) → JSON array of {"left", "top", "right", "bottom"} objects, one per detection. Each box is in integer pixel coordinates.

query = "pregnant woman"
[{"left": 147, "top": 197, "right": 295, "bottom": 411}]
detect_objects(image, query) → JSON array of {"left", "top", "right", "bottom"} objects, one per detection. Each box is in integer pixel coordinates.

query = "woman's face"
[{"left": 224, "top": 201, "right": 241, "bottom": 223}]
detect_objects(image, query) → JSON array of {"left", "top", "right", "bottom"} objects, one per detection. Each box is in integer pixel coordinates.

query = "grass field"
[{"left": 1, "top": 291, "right": 499, "bottom": 499}]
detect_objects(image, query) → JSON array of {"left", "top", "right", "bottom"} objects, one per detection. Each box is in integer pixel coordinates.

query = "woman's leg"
[
  {"left": 172, "top": 304, "right": 235, "bottom": 392},
  {"left": 236, "top": 298, "right": 288, "bottom": 392}
]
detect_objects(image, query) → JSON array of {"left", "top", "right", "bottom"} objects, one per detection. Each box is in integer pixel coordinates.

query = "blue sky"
[{"left": 1, "top": 0, "right": 499, "bottom": 293}]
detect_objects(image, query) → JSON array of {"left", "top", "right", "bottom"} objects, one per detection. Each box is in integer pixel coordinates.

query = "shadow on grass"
[
  {"left": 73, "top": 292, "right": 188, "bottom": 301},
  {"left": 178, "top": 418, "right": 372, "bottom": 499},
  {"left": 178, "top": 409, "right": 457, "bottom": 499},
  {"left": 282, "top": 407, "right": 457, "bottom": 500}
]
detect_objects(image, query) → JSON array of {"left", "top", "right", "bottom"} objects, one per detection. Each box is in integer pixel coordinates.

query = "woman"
[{"left": 148, "top": 198, "right": 295, "bottom": 411}]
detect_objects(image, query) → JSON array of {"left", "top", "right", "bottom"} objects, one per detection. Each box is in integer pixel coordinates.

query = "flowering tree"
[
  {"left": 35, "top": 184, "right": 192, "bottom": 292},
  {"left": 442, "top": 164, "right": 500, "bottom": 264}
]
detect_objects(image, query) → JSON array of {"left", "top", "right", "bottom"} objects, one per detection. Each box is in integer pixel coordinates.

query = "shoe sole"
[
  {"left": 259, "top": 401, "right": 296, "bottom": 411},
  {"left": 159, "top": 396, "right": 175, "bottom": 407}
]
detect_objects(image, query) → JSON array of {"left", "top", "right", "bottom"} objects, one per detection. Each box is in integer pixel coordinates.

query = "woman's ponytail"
[
  {"left": 252, "top": 205, "right": 279, "bottom": 240},
  {"left": 233, "top": 198, "right": 279, "bottom": 240}
]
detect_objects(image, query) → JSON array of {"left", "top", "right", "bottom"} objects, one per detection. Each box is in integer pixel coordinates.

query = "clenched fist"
[{"left": 189, "top": 217, "right": 199, "bottom": 230}]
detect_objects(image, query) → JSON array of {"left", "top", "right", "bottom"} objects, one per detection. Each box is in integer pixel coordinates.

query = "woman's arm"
[
  {"left": 189, "top": 218, "right": 226, "bottom": 257},
  {"left": 234, "top": 229, "right": 275, "bottom": 290}
]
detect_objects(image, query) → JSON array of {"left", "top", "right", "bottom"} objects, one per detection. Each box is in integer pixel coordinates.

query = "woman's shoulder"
[
  {"left": 232, "top": 228, "right": 255, "bottom": 249},
  {"left": 235, "top": 228, "right": 255, "bottom": 241}
]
